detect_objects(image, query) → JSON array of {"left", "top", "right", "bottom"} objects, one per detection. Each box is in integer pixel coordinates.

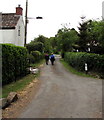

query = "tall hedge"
[
  {"left": 64, "top": 52, "right": 104, "bottom": 76},
  {"left": 2, "top": 44, "right": 28, "bottom": 85}
]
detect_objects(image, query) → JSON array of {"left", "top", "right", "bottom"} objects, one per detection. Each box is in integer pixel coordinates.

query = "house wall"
[
  {"left": 0, "top": 30, "right": 3, "bottom": 43},
  {"left": 0, "top": 16, "right": 25, "bottom": 47},
  {"left": 15, "top": 16, "right": 25, "bottom": 47},
  {"left": 0, "top": 29, "right": 15, "bottom": 44}
]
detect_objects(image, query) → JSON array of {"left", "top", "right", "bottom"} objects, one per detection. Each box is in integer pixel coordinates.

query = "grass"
[
  {"left": 2, "top": 74, "right": 37, "bottom": 98},
  {"left": 2, "top": 59, "right": 44, "bottom": 98},
  {"left": 60, "top": 59, "right": 96, "bottom": 78}
]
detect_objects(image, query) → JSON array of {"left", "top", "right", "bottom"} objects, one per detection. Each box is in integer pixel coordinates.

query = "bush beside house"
[
  {"left": 2, "top": 44, "right": 28, "bottom": 85},
  {"left": 27, "top": 50, "right": 43, "bottom": 64}
]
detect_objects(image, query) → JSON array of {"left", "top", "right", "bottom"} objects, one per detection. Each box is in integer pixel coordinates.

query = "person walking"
[
  {"left": 50, "top": 53, "right": 55, "bottom": 65},
  {"left": 44, "top": 53, "right": 49, "bottom": 65}
]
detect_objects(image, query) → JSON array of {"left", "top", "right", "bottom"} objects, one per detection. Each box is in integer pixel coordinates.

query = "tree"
[
  {"left": 26, "top": 42, "right": 44, "bottom": 53},
  {"left": 49, "top": 37, "right": 59, "bottom": 54},
  {"left": 56, "top": 27, "right": 79, "bottom": 52},
  {"left": 44, "top": 38, "right": 52, "bottom": 53},
  {"left": 35, "top": 35, "right": 46, "bottom": 44},
  {"left": 99, "top": 21, "right": 104, "bottom": 47},
  {"left": 86, "top": 20, "right": 104, "bottom": 54},
  {"left": 26, "top": 35, "right": 53, "bottom": 54},
  {"left": 77, "top": 19, "right": 91, "bottom": 51},
  {"left": 77, "top": 18, "right": 104, "bottom": 54}
]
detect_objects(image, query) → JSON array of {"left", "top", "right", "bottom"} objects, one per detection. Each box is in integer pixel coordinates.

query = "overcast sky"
[{"left": 0, "top": 0, "right": 103, "bottom": 43}]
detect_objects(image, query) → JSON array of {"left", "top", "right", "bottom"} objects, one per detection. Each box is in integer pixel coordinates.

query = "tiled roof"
[{"left": 0, "top": 13, "right": 20, "bottom": 29}]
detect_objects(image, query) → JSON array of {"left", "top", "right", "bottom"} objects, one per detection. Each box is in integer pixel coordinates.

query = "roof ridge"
[{"left": 2, "top": 13, "right": 16, "bottom": 15}]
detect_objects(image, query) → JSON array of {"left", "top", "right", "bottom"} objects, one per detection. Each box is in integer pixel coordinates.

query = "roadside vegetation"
[
  {"left": 2, "top": 74, "right": 36, "bottom": 98},
  {"left": 2, "top": 36, "right": 45, "bottom": 98},
  {"left": 2, "top": 60, "right": 43, "bottom": 98},
  {"left": 49, "top": 17, "right": 103, "bottom": 78},
  {"left": 2, "top": 16, "right": 104, "bottom": 98},
  {"left": 60, "top": 59, "right": 95, "bottom": 78}
]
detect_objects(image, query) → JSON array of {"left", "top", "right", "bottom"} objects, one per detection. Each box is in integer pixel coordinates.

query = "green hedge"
[
  {"left": 2, "top": 44, "right": 28, "bottom": 85},
  {"left": 64, "top": 52, "right": 104, "bottom": 76}
]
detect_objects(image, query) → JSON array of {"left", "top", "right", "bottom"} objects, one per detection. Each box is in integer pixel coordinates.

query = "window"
[{"left": 18, "top": 26, "right": 20, "bottom": 36}]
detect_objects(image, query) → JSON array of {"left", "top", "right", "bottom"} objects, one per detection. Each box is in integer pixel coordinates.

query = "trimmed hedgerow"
[
  {"left": 64, "top": 52, "right": 104, "bottom": 77},
  {"left": 2, "top": 44, "right": 28, "bottom": 85}
]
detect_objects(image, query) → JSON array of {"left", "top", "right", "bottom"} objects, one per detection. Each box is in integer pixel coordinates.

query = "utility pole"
[
  {"left": 24, "top": 0, "right": 28, "bottom": 46},
  {"left": 24, "top": 0, "right": 43, "bottom": 46},
  {"left": 102, "top": 1, "right": 104, "bottom": 20}
]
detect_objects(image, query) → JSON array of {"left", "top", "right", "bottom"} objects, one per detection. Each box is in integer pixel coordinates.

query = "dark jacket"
[{"left": 45, "top": 54, "right": 49, "bottom": 60}]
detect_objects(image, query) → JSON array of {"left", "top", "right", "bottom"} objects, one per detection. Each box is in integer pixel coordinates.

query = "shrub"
[
  {"left": 27, "top": 50, "right": 43, "bottom": 64},
  {"left": 2, "top": 44, "right": 28, "bottom": 85},
  {"left": 27, "top": 53, "right": 35, "bottom": 64},
  {"left": 64, "top": 52, "right": 104, "bottom": 77}
]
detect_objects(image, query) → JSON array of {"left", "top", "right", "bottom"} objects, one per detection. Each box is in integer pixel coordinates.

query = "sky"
[{"left": 0, "top": 0, "right": 103, "bottom": 43}]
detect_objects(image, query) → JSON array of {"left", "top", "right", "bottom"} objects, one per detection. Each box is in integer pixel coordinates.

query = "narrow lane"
[{"left": 19, "top": 55, "right": 102, "bottom": 118}]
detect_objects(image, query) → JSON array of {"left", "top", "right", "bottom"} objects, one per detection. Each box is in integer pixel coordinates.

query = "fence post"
[{"left": 85, "top": 63, "right": 88, "bottom": 74}]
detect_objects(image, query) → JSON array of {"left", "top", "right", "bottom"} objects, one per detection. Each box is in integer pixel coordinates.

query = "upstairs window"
[{"left": 18, "top": 26, "right": 20, "bottom": 36}]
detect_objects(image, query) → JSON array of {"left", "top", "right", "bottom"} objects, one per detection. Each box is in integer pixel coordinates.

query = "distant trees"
[
  {"left": 26, "top": 35, "right": 52, "bottom": 64},
  {"left": 52, "top": 19, "right": 104, "bottom": 55},
  {"left": 26, "top": 35, "right": 51, "bottom": 54},
  {"left": 26, "top": 18, "right": 104, "bottom": 60}
]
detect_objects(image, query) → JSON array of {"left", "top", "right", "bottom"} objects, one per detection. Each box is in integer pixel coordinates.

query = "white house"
[{"left": 0, "top": 5, "right": 25, "bottom": 47}]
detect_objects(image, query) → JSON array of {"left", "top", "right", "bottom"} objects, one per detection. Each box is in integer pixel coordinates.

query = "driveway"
[{"left": 19, "top": 55, "right": 102, "bottom": 118}]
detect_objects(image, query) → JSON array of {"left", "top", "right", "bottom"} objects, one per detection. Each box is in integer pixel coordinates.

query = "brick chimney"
[{"left": 16, "top": 5, "right": 23, "bottom": 15}]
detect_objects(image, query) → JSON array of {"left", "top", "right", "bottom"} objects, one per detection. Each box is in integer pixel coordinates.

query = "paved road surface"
[{"left": 19, "top": 55, "right": 102, "bottom": 118}]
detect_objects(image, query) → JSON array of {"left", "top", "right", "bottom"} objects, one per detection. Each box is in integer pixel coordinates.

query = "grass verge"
[
  {"left": 2, "top": 59, "right": 44, "bottom": 98},
  {"left": 60, "top": 59, "right": 96, "bottom": 78},
  {"left": 2, "top": 74, "right": 37, "bottom": 98}
]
